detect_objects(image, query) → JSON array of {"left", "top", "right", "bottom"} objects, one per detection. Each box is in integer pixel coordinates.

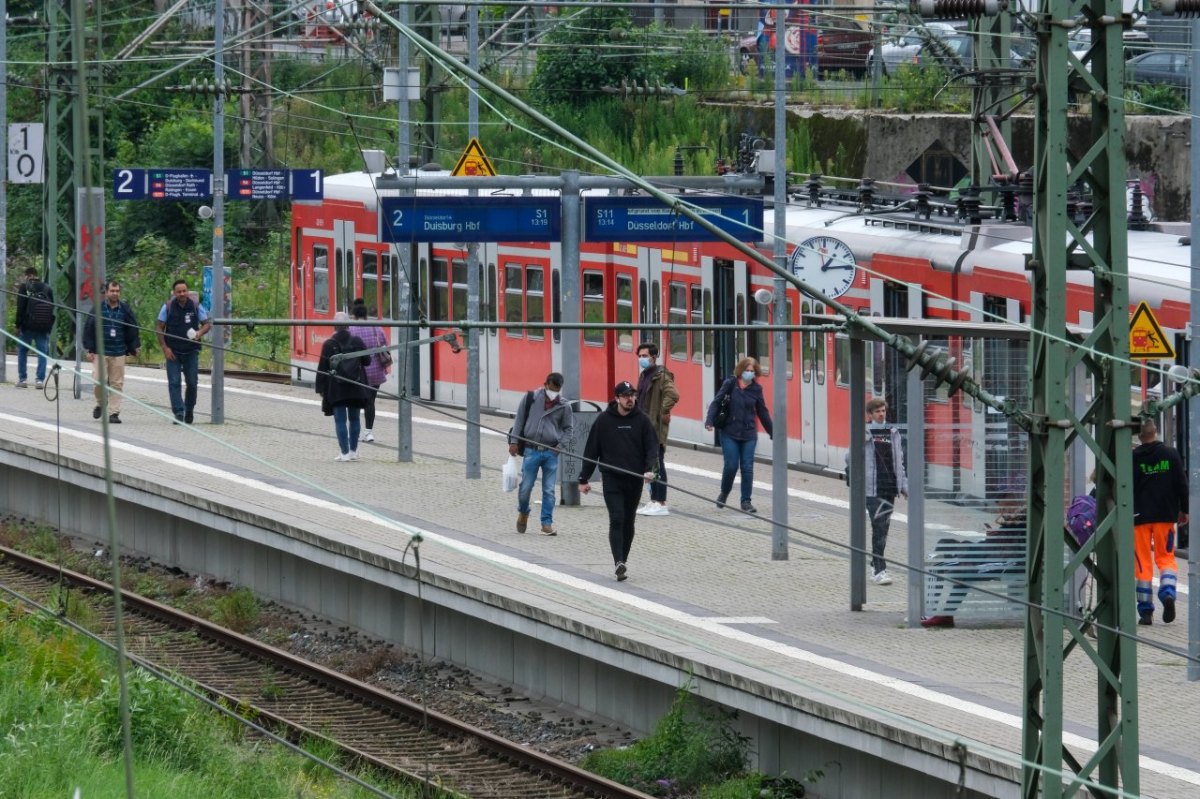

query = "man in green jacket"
[{"left": 634, "top": 342, "right": 679, "bottom": 516}]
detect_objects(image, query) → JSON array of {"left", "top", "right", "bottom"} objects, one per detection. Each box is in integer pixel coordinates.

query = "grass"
[{"left": 0, "top": 603, "right": 418, "bottom": 799}]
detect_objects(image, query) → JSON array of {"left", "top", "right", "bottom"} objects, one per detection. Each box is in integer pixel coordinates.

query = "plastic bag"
[{"left": 501, "top": 455, "right": 520, "bottom": 493}]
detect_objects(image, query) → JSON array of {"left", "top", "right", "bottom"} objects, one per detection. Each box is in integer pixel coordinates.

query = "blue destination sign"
[
  {"left": 228, "top": 168, "right": 288, "bottom": 200},
  {"left": 584, "top": 196, "right": 764, "bottom": 242},
  {"left": 380, "top": 196, "right": 561, "bottom": 243},
  {"left": 112, "top": 168, "right": 212, "bottom": 200}
]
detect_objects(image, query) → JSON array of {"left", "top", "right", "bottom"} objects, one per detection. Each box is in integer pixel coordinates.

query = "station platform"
[{"left": 1, "top": 357, "right": 1196, "bottom": 799}]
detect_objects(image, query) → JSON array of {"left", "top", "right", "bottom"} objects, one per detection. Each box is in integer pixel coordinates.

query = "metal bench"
[{"left": 923, "top": 533, "right": 1026, "bottom": 622}]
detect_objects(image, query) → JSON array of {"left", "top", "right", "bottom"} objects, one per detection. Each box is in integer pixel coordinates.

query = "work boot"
[
  {"left": 1163, "top": 595, "right": 1176, "bottom": 624},
  {"left": 516, "top": 513, "right": 528, "bottom": 534},
  {"left": 540, "top": 524, "right": 557, "bottom": 537}
]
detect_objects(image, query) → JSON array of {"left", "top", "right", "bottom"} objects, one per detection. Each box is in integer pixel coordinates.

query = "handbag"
[
  {"left": 713, "top": 387, "right": 732, "bottom": 429},
  {"left": 377, "top": 349, "right": 393, "bottom": 368}
]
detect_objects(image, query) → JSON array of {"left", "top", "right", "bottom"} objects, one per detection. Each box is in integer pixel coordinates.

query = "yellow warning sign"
[
  {"left": 1129, "top": 301, "right": 1174, "bottom": 360},
  {"left": 451, "top": 138, "right": 497, "bottom": 177}
]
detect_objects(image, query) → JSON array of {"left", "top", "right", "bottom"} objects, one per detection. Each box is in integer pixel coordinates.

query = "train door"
[
  {"left": 799, "top": 298, "right": 828, "bottom": 464},
  {"left": 332, "top": 220, "right": 356, "bottom": 314},
  {"left": 698, "top": 256, "right": 718, "bottom": 418},
  {"left": 712, "top": 258, "right": 747, "bottom": 436}
]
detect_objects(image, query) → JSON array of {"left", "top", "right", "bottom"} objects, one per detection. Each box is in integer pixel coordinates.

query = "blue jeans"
[
  {"left": 165, "top": 349, "right": 200, "bottom": 417},
  {"left": 17, "top": 330, "right": 49, "bottom": 382},
  {"left": 332, "top": 405, "right": 362, "bottom": 455},
  {"left": 517, "top": 447, "right": 559, "bottom": 526},
  {"left": 719, "top": 434, "right": 758, "bottom": 503},
  {"left": 649, "top": 446, "right": 667, "bottom": 503}
]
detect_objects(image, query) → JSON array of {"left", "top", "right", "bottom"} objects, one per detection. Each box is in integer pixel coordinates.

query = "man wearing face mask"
[
  {"left": 634, "top": 342, "right": 679, "bottom": 516},
  {"left": 509, "top": 372, "right": 575, "bottom": 536}
]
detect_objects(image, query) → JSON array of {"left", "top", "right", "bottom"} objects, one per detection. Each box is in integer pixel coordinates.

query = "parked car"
[
  {"left": 867, "top": 22, "right": 956, "bottom": 76},
  {"left": 736, "top": 16, "right": 873, "bottom": 76},
  {"left": 917, "top": 33, "right": 1027, "bottom": 74},
  {"left": 1125, "top": 49, "right": 1191, "bottom": 91},
  {"left": 1069, "top": 23, "right": 1152, "bottom": 58}
]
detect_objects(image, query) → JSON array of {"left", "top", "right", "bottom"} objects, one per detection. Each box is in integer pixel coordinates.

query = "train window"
[
  {"left": 452, "top": 259, "right": 468, "bottom": 320},
  {"left": 552, "top": 269, "right": 562, "bottom": 344},
  {"left": 418, "top": 257, "right": 429, "bottom": 321},
  {"left": 752, "top": 298, "right": 770, "bottom": 375},
  {"left": 703, "top": 289, "right": 713, "bottom": 367},
  {"left": 801, "top": 301, "right": 812, "bottom": 383},
  {"left": 431, "top": 257, "right": 449, "bottom": 321},
  {"left": 835, "top": 334, "right": 849, "bottom": 387},
  {"left": 362, "top": 251, "right": 378, "bottom": 315},
  {"left": 313, "top": 245, "right": 330, "bottom": 313},
  {"left": 380, "top": 254, "right": 393, "bottom": 319},
  {"left": 583, "top": 271, "right": 605, "bottom": 346},
  {"left": 735, "top": 294, "right": 746, "bottom": 359},
  {"left": 489, "top": 263, "right": 498, "bottom": 337},
  {"left": 504, "top": 264, "right": 522, "bottom": 337},
  {"left": 617, "top": 275, "right": 634, "bottom": 351},
  {"left": 814, "top": 302, "right": 826, "bottom": 385},
  {"left": 785, "top": 299, "right": 794, "bottom": 379},
  {"left": 689, "top": 285, "right": 702, "bottom": 363},
  {"left": 527, "top": 265, "right": 545, "bottom": 340},
  {"left": 638, "top": 279, "right": 648, "bottom": 344},
  {"left": 668, "top": 282, "right": 687, "bottom": 361},
  {"left": 652, "top": 279, "right": 662, "bottom": 352},
  {"left": 294, "top": 229, "right": 305, "bottom": 295},
  {"left": 335, "top": 246, "right": 351, "bottom": 312}
]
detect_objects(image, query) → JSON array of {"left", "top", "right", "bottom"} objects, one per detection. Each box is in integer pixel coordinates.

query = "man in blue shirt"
[
  {"left": 82, "top": 281, "right": 141, "bottom": 423},
  {"left": 155, "top": 279, "right": 211, "bottom": 424}
]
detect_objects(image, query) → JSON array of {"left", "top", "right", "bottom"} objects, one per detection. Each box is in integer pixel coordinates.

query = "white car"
[{"left": 867, "top": 22, "right": 956, "bottom": 75}]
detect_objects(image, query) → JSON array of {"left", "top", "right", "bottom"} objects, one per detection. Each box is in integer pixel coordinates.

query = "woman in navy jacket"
[{"left": 705, "top": 356, "right": 773, "bottom": 512}]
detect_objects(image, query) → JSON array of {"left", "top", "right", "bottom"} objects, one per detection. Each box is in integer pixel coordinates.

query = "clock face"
[{"left": 788, "top": 236, "right": 857, "bottom": 299}]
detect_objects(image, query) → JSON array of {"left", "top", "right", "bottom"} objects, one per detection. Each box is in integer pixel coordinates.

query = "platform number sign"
[{"left": 8, "top": 123, "right": 44, "bottom": 184}]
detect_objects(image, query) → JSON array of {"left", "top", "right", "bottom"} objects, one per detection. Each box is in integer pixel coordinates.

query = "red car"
[{"left": 737, "top": 16, "right": 873, "bottom": 77}]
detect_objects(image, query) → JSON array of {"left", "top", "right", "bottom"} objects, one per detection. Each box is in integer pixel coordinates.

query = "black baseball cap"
[{"left": 614, "top": 381, "right": 636, "bottom": 396}]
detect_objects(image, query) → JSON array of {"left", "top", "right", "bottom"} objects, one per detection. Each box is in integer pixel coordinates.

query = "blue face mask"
[
  {"left": 741, "top": 370, "right": 755, "bottom": 382},
  {"left": 638, "top": 356, "right": 652, "bottom": 370}
]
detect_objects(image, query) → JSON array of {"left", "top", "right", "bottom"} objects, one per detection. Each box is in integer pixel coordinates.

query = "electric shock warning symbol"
[{"left": 1129, "top": 301, "right": 1174, "bottom": 360}]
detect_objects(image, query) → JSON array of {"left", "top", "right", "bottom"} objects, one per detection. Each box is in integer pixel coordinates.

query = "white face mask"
[
  {"left": 545, "top": 389, "right": 560, "bottom": 401},
  {"left": 638, "top": 356, "right": 652, "bottom": 370},
  {"left": 741, "top": 370, "right": 755, "bottom": 382}
]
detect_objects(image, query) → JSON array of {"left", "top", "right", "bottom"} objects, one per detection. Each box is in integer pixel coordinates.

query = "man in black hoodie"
[
  {"left": 1132, "top": 418, "right": 1188, "bottom": 625},
  {"left": 579, "top": 381, "right": 659, "bottom": 582}
]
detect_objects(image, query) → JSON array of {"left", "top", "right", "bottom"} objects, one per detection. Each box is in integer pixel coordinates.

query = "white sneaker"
[
  {"left": 871, "top": 570, "right": 893, "bottom": 586},
  {"left": 638, "top": 501, "right": 669, "bottom": 516},
  {"left": 362, "top": 431, "right": 375, "bottom": 443},
  {"left": 636, "top": 501, "right": 656, "bottom": 515},
  {"left": 334, "top": 453, "right": 351, "bottom": 462},
  {"left": 349, "top": 450, "right": 360, "bottom": 461}
]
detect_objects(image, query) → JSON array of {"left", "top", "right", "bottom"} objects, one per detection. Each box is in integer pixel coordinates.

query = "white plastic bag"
[{"left": 501, "top": 455, "right": 520, "bottom": 493}]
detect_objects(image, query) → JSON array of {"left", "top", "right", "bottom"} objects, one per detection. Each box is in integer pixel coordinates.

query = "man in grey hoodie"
[{"left": 509, "top": 372, "right": 575, "bottom": 536}]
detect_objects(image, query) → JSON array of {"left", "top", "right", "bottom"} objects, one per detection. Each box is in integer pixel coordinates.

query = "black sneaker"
[
  {"left": 92, "top": 406, "right": 102, "bottom": 419},
  {"left": 184, "top": 411, "right": 194, "bottom": 424},
  {"left": 174, "top": 414, "right": 184, "bottom": 424},
  {"left": 716, "top": 493, "right": 728, "bottom": 509},
  {"left": 741, "top": 500, "right": 757, "bottom": 513},
  {"left": 615, "top": 562, "right": 627, "bottom": 581},
  {"left": 1138, "top": 611, "right": 1153, "bottom": 626},
  {"left": 108, "top": 414, "right": 121, "bottom": 424},
  {"left": 1163, "top": 595, "right": 1176, "bottom": 624}
]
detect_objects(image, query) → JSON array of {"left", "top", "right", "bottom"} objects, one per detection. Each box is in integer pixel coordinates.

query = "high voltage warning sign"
[
  {"left": 451, "top": 138, "right": 496, "bottom": 177},
  {"left": 1129, "top": 301, "right": 1174, "bottom": 360}
]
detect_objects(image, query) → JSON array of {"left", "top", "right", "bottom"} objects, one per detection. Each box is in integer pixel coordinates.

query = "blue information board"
[
  {"left": 380, "top": 196, "right": 561, "bottom": 243},
  {"left": 584, "top": 196, "right": 763, "bottom": 242},
  {"left": 290, "top": 169, "right": 324, "bottom": 201},
  {"left": 147, "top": 168, "right": 212, "bottom": 200},
  {"left": 112, "top": 168, "right": 148, "bottom": 199},
  {"left": 227, "top": 169, "right": 288, "bottom": 200}
]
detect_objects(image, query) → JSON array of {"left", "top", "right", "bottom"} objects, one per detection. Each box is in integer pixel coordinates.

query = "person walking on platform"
[
  {"left": 634, "top": 342, "right": 679, "bottom": 516},
  {"left": 14, "top": 267, "right": 55, "bottom": 389},
  {"left": 82, "top": 281, "right": 141, "bottom": 424},
  {"left": 1132, "top": 418, "right": 1187, "bottom": 625},
  {"left": 509, "top": 372, "right": 574, "bottom": 536},
  {"left": 579, "top": 381, "right": 659, "bottom": 581},
  {"left": 852, "top": 397, "right": 908, "bottom": 586},
  {"left": 316, "top": 312, "right": 372, "bottom": 462},
  {"left": 348, "top": 298, "right": 389, "bottom": 444},
  {"left": 156, "top": 279, "right": 211, "bottom": 424},
  {"left": 704, "top": 356, "right": 773, "bottom": 513}
]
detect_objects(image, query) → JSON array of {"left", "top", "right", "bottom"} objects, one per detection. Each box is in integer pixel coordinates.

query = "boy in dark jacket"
[
  {"left": 14, "top": 267, "right": 55, "bottom": 389},
  {"left": 579, "top": 381, "right": 659, "bottom": 581},
  {"left": 1132, "top": 418, "right": 1188, "bottom": 624},
  {"left": 82, "top": 281, "right": 142, "bottom": 423}
]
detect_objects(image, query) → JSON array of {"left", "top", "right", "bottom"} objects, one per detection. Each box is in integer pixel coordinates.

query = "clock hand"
[{"left": 821, "top": 261, "right": 853, "bottom": 271}]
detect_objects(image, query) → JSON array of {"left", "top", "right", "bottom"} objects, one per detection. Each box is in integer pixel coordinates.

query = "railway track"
[{"left": 0, "top": 546, "right": 650, "bottom": 799}]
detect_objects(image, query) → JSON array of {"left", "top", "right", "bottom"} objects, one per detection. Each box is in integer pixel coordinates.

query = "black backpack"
[
  {"left": 331, "top": 339, "right": 364, "bottom": 384},
  {"left": 24, "top": 281, "right": 54, "bottom": 332}
]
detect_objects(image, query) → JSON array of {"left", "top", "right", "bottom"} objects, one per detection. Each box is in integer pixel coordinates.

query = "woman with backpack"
[
  {"left": 703, "top": 356, "right": 773, "bottom": 513},
  {"left": 316, "top": 311, "right": 372, "bottom": 462},
  {"left": 348, "top": 298, "right": 390, "bottom": 444}
]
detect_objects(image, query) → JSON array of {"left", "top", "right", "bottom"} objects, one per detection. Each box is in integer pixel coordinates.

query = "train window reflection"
[
  {"left": 785, "top": 299, "right": 794, "bottom": 379},
  {"left": 488, "top": 262, "right": 497, "bottom": 336},
  {"left": 638, "top": 279, "right": 648, "bottom": 345},
  {"left": 801, "top": 301, "right": 812, "bottom": 383},
  {"left": 752, "top": 297, "right": 770, "bottom": 375},
  {"left": 362, "top": 251, "right": 378, "bottom": 316},
  {"left": 417, "top": 257, "right": 429, "bottom": 320},
  {"left": 451, "top": 258, "right": 468, "bottom": 321},
  {"left": 313, "top": 245, "right": 329, "bottom": 314},
  {"left": 703, "top": 289, "right": 713, "bottom": 368},
  {"left": 735, "top": 295, "right": 746, "bottom": 360},
  {"left": 690, "top": 285, "right": 702, "bottom": 364},
  {"left": 552, "top": 269, "right": 561, "bottom": 343},
  {"left": 381, "top": 254, "right": 393, "bottom": 319},
  {"left": 835, "top": 333, "right": 849, "bottom": 387},
  {"left": 335, "top": 246, "right": 349, "bottom": 312},
  {"left": 668, "top": 282, "right": 687, "bottom": 361},
  {"left": 527, "top": 265, "right": 545, "bottom": 340},
  {"left": 814, "top": 302, "right": 826, "bottom": 385},
  {"left": 504, "top": 264, "right": 522, "bottom": 336},
  {"left": 617, "top": 275, "right": 634, "bottom": 351},
  {"left": 584, "top": 271, "right": 604, "bottom": 347},
  {"left": 431, "top": 257, "right": 449, "bottom": 321}
]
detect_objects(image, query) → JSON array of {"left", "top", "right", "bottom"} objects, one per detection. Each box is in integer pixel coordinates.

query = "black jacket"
[
  {"left": 578, "top": 402, "right": 659, "bottom": 483},
  {"left": 704, "top": 377, "right": 773, "bottom": 441},
  {"left": 315, "top": 330, "right": 372, "bottom": 411},
  {"left": 16, "top": 279, "right": 54, "bottom": 332},
  {"left": 82, "top": 301, "right": 141, "bottom": 357},
  {"left": 1132, "top": 440, "right": 1189, "bottom": 524}
]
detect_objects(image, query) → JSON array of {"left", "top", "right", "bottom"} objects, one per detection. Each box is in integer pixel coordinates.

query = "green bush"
[
  {"left": 213, "top": 587, "right": 262, "bottom": 632},
  {"left": 1128, "top": 84, "right": 1186, "bottom": 115}
]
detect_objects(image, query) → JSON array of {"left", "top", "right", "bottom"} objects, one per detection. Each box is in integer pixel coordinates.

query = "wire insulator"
[
  {"left": 1156, "top": 0, "right": 1200, "bottom": 17},
  {"left": 857, "top": 178, "right": 875, "bottom": 212},
  {"left": 1128, "top": 183, "right": 1150, "bottom": 230},
  {"left": 915, "top": 0, "right": 1002, "bottom": 19},
  {"left": 914, "top": 183, "right": 933, "bottom": 220},
  {"left": 805, "top": 173, "right": 823, "bottom": 207}
]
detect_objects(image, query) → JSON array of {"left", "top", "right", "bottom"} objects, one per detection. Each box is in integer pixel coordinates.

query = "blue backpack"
[{"left": 1067, "top": 495, "right": 1097, "bottom": 546}]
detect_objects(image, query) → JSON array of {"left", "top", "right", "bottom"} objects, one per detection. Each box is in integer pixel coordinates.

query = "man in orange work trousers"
[{"left": 1131, "top": 418, "right": 1188, "bottom": 625}]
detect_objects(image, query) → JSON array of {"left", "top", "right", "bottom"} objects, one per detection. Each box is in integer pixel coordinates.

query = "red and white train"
[{"left": 290, "top": 166, "right": 1192, "bottom": 490}]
